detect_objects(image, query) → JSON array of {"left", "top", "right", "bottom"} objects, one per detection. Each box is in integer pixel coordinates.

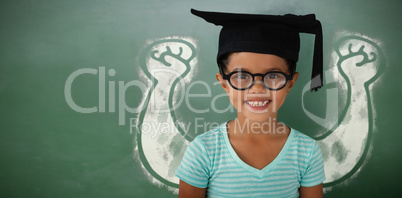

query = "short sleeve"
[
  {"left": 175, "top": 137, "right": 210, "bottom": 188},
  {"left": 300, "top": 141, "right": 326, "bottom": 187}
]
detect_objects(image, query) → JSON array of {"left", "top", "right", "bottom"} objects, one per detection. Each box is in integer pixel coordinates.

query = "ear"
[
  {"left": 216, "top": 73, "right": 229, "bottom": 90},
  {"left": 286, "top": 72, "right": 299, "bottom": 93}
]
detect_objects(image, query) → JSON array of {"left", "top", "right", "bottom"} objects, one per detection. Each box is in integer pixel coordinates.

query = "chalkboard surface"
[{"left": 1, "top": 0, "right": 401, "bottom": 197}]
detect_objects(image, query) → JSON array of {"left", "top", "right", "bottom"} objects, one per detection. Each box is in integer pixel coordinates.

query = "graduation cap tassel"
[{"left": 310, "top": 21, "right": 323, "bottom": 92}]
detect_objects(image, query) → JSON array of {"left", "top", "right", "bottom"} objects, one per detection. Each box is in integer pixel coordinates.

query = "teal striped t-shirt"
[{"left": 175, "top": 122, "right": 325, "bottom": 197}]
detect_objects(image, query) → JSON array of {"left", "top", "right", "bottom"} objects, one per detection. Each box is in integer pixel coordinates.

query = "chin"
[{"left": 239, "top": 109, "right": 277, "bottom": 123}]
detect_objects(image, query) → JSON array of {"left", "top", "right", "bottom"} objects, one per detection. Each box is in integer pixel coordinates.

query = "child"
[{"left": 176, "top": 9, "right": 326, "bottom": 198}]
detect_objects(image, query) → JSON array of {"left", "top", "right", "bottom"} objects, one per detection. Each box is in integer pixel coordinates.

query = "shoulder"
[
  {"left": 176, "top": 124, "right": 228, "bottom": 189},
  {"left": 193, "top": 123, "right": 227, "bottom": 143},
  {"left": 289, "top": 129, "right": 326, "bottom": 186},
  {"left": 189, "top": 122, "right": 227, "bottom": 152},
  {"left": 290, "top": 128, "right": 318, "bottom": 146},
  {"left": 288, "top": 128, "right": 321, "bottom": 159}
]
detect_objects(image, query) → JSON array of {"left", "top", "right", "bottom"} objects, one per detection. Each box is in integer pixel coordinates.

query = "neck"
[{"left": 229, "top": 115, "right": 288, "bottom": 139}]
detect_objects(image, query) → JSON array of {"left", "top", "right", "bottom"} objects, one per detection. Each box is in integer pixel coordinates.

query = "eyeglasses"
[{"left": 222, "top": 71, "right": 293, "bottom": 91}]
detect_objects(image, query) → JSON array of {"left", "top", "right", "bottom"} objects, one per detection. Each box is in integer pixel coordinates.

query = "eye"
[
  {"left": 233, "top": 73, "right": 250, "bottom": 79},
  {"left": 266, "top": 73, "right": 280, "bottom": 79}
]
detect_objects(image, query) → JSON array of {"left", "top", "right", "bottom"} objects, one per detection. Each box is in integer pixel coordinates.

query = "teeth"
[{"left": 246, "top": 101, "right": 269, "bottom": 107}]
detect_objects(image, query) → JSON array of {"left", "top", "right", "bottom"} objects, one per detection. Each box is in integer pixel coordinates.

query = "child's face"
[{"left": 216, "top": 52, "right": 299, "bottom": 122}]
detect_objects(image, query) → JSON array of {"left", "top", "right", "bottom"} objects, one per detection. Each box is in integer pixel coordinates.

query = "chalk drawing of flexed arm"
[
  {"left": 136, "top": 38, "right": 196, "bottom": 187},
  {"left": 316, "top": 35, "right": 384, "bottom": 186}
]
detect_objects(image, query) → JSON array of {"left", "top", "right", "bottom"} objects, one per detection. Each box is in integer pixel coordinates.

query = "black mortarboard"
[{"left": 191, "top": 9, "right": 323, "bottom": 91}]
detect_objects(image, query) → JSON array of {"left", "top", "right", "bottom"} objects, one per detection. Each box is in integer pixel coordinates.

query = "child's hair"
[{"left": 217, "top": 53, "right": 297, "bottom": 76}]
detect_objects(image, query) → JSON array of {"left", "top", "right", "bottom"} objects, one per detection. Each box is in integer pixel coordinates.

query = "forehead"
[{"left": 226, "top": 52, "right": 289, "bottom": 73}]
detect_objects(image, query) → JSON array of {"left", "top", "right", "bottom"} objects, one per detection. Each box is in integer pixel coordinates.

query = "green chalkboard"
[{"left": 1, "top": 0, "right": 401, "bottom": 197}]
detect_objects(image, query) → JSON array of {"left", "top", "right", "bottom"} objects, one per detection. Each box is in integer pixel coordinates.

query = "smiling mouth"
[
  {"left": 244, "top": 100, "right": 272, "bottom": 112},
  {"left": 245, "top": 100, "right": 270, "bottom": 107}
]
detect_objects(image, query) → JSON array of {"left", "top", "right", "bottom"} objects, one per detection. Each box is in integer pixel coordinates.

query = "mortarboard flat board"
[{"left": 190, "top": 8, "right": 323, "bottom": 91}]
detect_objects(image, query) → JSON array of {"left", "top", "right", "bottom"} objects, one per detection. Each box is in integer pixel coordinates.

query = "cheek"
[
  {"left": 227, "top": 90, "right": 244, "bottom": 110},
  {"left": 270, "top": 91, "right": 289, "bottom": 111}
]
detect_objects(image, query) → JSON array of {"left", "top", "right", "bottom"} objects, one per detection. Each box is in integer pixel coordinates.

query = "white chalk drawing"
[
  {"left": 135, "top": 37, "right": 197, "bottom": 189},
  {"left": 135, "top": 33, "right": 384, "bottom": 191},
  {"left": 316, "top": 33, "right": 384, "bottom": 187}
]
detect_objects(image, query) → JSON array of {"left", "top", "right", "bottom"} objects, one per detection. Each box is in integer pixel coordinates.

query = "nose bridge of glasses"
[
  {"left": 252, "top": 73, "right": 265, "bottom": 82},
  {"left": 249, "top": 74, "right": 266, "bottom": 91}
]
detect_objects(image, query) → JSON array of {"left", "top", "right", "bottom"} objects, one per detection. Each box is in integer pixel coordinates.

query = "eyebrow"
[{"left": 229, "top": 67, "right": 285, "bottom": 73}]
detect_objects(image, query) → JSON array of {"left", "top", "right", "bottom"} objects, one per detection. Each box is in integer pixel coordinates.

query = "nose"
[{"left": 248, "top": 76, "right": 266, "bottom": 93}]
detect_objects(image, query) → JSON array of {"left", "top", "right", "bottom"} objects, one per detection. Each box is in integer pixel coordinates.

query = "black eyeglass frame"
[{"left": 222, "top": 71, "right": 294, "bottom": 91}]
